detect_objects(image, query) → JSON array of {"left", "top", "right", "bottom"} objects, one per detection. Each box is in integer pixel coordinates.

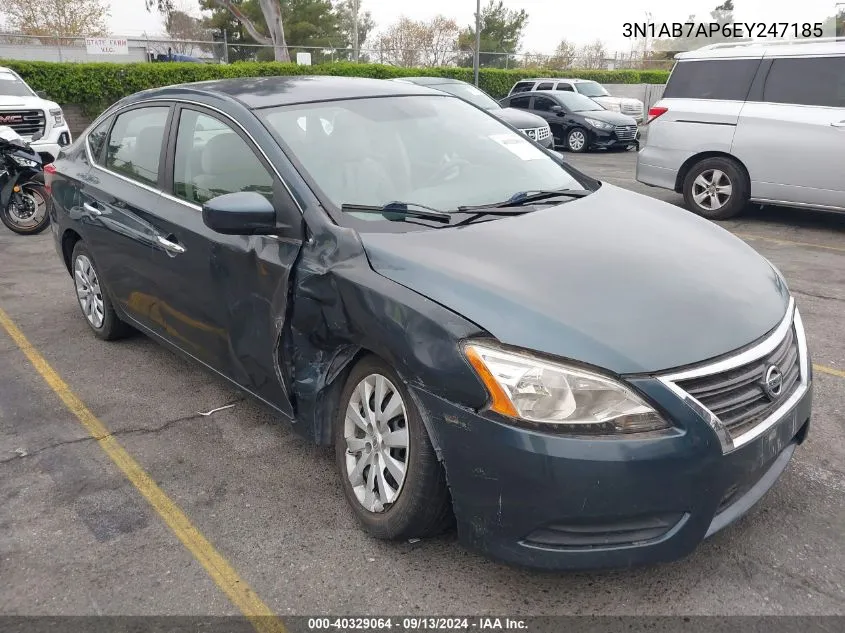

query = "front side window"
[
  {"left": 763, "top": 57, "right": 845, "bottom": 108},
  {"left": 87, "top": 117, "right": 112, "bottom": 165},
  {"left": 259, "top": 95, "right": 587, "bottom": 218},
  {"left": 173, "top": 109, "right": 273, "bottom": 205},
  {"left": 574, "top": 81, "right": 610, "bottom": 97},
  {"left": 663, "top": 59, "right": 760, "bottom": 101},
  {"left": 105, "top": 107, "right": 169, "bottom": 186},
  {"left": 533, "top": 97, "right": 557, "bottom": 112}
]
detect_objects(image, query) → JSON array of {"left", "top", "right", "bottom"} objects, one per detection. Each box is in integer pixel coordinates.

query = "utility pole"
[
  {"left": 473, "top": 0, "right": 481, "bottom": 86},
  {"left": 352, "top": 0, "right": 359, "bottom": 62}
]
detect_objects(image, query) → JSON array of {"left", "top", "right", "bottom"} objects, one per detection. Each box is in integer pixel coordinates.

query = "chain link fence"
[{"left": 0, "top": 32, "right": 674, "bottom": 70}]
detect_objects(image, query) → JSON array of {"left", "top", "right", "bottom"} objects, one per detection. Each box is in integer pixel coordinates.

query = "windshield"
[
  {"left": 259, "top": 95, "right": 588, "bottom": 216},
  {"left": 574, "top": 81, "right": 610, "bottom": 98},
  {"left": 0, "top": 72, "right": 35, "bottom": 97},
  {"left": 431, "top": 83, "right": 501, "bottom": 110},
  {"left": 556, "top": 92, "right": 605, "bottom": 112}
]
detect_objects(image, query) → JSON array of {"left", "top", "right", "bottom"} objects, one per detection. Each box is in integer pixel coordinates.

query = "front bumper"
[
  {"left": 412, "top": 373, "right": 812, "bottom": 571},
  {"left": 589, "top": 127, "right": 640, "bottom": 150}
]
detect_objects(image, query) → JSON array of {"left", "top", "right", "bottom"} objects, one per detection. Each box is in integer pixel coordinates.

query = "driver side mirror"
[
  {"left": 36, "top": 90, "right": 48, "bottom": 99},
  {"left": 550, "top": 105, "right": 564, "bottom": 115},
  {"left": 202, "top": 191, "right": 278, "bottom": 235}
]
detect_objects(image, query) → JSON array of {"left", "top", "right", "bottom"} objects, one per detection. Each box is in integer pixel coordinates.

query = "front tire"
[
  {"left": 334, "top": 355, "right": 453, "bottom": 540},
  {"left": 683, "top": 157, "right": 749, "bottom": 220},
  {"left": 1, "top": 183, "right": 50, "bottom": 235},
  {"left": 71, "top": 242, "right": 132, "bottom": 341},
  {"left": 565, "top": 127, "right": 589, "bottom": 153}
]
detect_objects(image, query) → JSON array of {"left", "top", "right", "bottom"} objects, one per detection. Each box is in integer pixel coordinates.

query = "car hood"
[
  {"left": 574, "top": 109, "right": 637, "bottom": 126},
  {"left": 491, "top": 107, "right": 548, "bottom": 129},
  {"left": 592, "top": 95, "right": 642, "bottom": 108},
  {"left": 360, "top": 184, "right": 790, "bottom": 375},
  {"left": 0, "top": 95, "right": 55, "bottom": 110}
]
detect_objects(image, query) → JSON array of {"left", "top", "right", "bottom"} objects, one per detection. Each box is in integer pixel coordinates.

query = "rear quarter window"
[{"left": 663, "top": 59, "right": 761, "bottom": 101}]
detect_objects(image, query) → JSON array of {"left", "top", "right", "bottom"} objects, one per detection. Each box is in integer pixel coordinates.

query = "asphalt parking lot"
[{"left": 1, "top": 149, "right": 844, "bottom": 618}]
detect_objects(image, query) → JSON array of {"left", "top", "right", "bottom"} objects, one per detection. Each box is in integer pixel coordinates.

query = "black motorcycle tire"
[{"left": 1, "top": 183, "right": 50, "bottom": 236}]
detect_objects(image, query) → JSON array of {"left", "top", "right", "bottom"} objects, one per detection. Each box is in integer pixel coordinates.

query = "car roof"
[
  {"left": 675, "top": 39, "right": 845, "bottom": 61},
  {"left": 123, "top": 75, "right": 446, "bottom": 110},
  {"left": 516, "top": 78, "right": 593, "bottom": 84},
  {"left": 394, "top": 76, "right": 466, "bottom": 86}
]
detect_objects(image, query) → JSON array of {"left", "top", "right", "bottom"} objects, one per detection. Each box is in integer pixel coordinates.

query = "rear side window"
[
  {"left": 763, "top": 56, "right": 845, "bottom": 108},
  {"left": 105, "top": 107, "right": 169, "bottom": 186},
  {"left": 663, "top": 59, "right": 760, "bottom": 101},
  {"left": 87, "top": 117, "right": 112, "bottom": 165},
  {"left": 536, "top": 82, "right": 554, "bottom": 90},
  {"left": 555, "top": 84, "right": 574, "bottom": 92},
  {"left": 509, "top": 96, "right": 531, "bottom": 109},
  {"left": 511, "top": 81, "right": 534, "bottom": 94}
]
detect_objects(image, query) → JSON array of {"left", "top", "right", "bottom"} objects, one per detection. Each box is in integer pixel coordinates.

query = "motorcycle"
[{"left": 0, "top": 126, "right": 54, "bottom": 235}]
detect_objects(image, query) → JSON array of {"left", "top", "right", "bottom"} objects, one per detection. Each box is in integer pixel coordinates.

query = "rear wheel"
[
  {"left": 71, "top": 242, "right": 132, "bottom": 340},
  {"left": 0, "top": 183, "right": 50, "bottom": 235},
  {"left": 334, "top": 355, "right": 453, "bottom": 540},
  {"left": 682, "top": 157, "right": 749, "bottom": 220}
]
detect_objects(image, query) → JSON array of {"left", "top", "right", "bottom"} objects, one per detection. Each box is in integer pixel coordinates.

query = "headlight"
[
  {"left": 464, "top": 343, "right": 671, "bottom": 434},
  {"left": 49, "top": 108, "right": 64, "bottom": 126},
  {"left": 584, "top": 117, "right": 612, "bottom": 130},
  {"left": 12, "top": 155, "right": 38, "bottom": 168}
]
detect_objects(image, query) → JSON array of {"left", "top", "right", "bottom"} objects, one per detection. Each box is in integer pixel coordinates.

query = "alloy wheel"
[
  {"left": 8, "top": 188, "right": 46, "bottom": 229},
  {"left": 74, "top": 255, "right": 105, "bottom": 329},
  {"left": 692, "top": 169, "right": 733, "bottom": 211},
  {"left": 568, "top": 130, "right": 586, "bottom": 151},
  {"left": 343, "top": 373, "right": 410, "bottom": 513}
]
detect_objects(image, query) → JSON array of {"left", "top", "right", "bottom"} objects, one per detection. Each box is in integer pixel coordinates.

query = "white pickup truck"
[{"left": 0, "top": 66, "right": 72, "bottom": 161}]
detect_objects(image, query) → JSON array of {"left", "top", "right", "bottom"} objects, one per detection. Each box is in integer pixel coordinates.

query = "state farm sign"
[{"left": 85, "top": 38, "right": 129, "bottom": 55}]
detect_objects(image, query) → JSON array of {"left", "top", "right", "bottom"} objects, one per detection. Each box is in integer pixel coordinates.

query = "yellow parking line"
[
  {"left": 815, "top": 364, "right": 845, "bottom": 379},
  {"left": 733, "top": 232, "right": 845, "bottom": 254},
  {"left": 0, "top": 306, "right": 286, "bottom": 633}
]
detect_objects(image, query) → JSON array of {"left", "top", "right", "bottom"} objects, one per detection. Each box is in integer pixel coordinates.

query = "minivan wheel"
[
  {"left": 683, "top": 157, "right": 749, "bottom": 220},
  {"left": 334, "top": 356, "right": 453, "bottom": 540},
  {"left": 71, "top": 242, "right": 132, "bottom": 341},
  {"left": 566, "top": 128, "right": 588, "bottom": 153}
]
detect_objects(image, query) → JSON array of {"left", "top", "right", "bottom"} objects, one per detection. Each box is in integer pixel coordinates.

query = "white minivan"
[{"left": 636, "top": 39, "right": 845, "bottom": 219}]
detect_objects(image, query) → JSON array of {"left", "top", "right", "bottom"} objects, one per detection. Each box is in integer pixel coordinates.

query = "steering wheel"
[{"left": 422, "top": 156, "right": 471, "bottom": 188}]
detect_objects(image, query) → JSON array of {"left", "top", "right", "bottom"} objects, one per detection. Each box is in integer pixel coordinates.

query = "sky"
[{"left": 107, "top": 0, "right": 842, "bottom": 54}]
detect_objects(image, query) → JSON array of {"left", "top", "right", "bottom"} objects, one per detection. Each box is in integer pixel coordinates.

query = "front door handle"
[
  {"left": 82, "top": 202, "right": 102, "bottom": 216},
  {"left": 831, "top": 120, "right": 845, "bottom": 128},
  {"left": 156, "top": 234, "right": 186, "bottom": 255}
]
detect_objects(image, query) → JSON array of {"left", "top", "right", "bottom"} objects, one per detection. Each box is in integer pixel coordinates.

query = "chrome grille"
[
  {"left": 522, "top": 126, "right": 551, "bottom": 142},
  {"left": 675, "top": 326, "right": 801, "bottom": 440},
  {"left": 0, "top": 110, "right": 45, "bottom": 138},
  {"left": 614, "top": 125, "right": 638, "bottom": 141}
]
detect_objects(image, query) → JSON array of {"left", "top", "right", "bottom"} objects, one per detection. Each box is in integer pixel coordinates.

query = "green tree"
[
  {"left": 4, "top": 0, "right": 109, "bottom": 38},
  {"left": 149, "top": 0, "right": 291, "bottom": 62},
  {"left": 334, "top": 0, "right": 375, "bottom": 60},
  {"left": 457, "top": 0, "right": 528, "bottom": 68}
]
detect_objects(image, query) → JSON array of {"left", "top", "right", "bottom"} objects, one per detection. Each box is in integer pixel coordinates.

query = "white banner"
[{"left": 85, "top": 38, "right": 129, "bottom": 55}]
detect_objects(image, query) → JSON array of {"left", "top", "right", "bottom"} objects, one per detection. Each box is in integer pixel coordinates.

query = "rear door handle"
[
  {"left": 156, "top": 234, "right": 186, "bottom": 255},
  {"left": 831, "top": 121, "right": 845, "bottom": 128},
  {"left": 82, "top": 202, "right": 102, "bottom": 216}
]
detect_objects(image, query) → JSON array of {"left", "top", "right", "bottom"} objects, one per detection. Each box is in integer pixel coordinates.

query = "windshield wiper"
[
  {"left": 458, "top": 188, "right": 591, "bottom": 212},
  {"left": 341, "top": 201, "right": 451, "bottom": 223}
]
